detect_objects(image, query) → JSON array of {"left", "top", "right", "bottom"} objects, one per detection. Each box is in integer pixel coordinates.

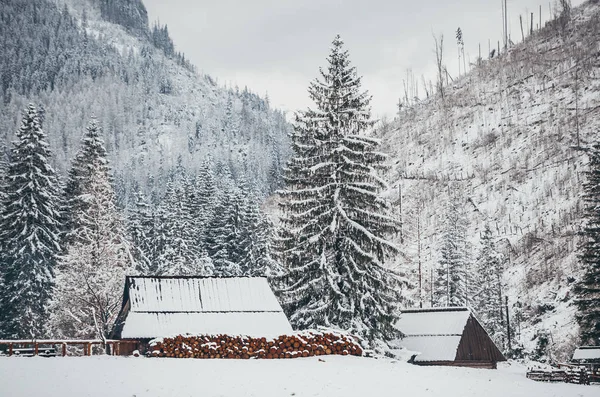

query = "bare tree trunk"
[
  {"left": 520, "top": 15, "right": 525, "bottom": 41},
  {"left": 433, "top": 33, "right": 445, "bottom": 99}
]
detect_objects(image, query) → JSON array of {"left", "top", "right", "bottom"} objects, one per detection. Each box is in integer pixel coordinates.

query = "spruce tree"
[
  {"left": 205, "top": 188, "right": 243, "bottom": 276},
  {"left": 49, "top": 119, "right": 134, "bottom": 340},
  {"left": 277, "top": 35, "right": 404, "bottom": 345},
  {"left": 472, "top": 224, "right": 506, "bottom": 348},
  {"left": 155, "top": 179, "right": 214, "bottom": 276},
  {"left": 127, "top": 190, "right": 153, "bottom": 274},
  {"left": 62, "top": 117, "right": 110, "bottom": 242},
  {"left": 575, "top": 141, "right": 600, "bottom": 345},
  {"left": 0, "top": 104, "right": 62, "bottom": 338},
  {"left": 433, "top": 196, "right": 471, "bottom": 307}
]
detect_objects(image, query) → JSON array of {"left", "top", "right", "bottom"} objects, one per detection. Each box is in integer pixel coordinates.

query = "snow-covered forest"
[
  {"left": 1, "top": 0, "right": 599, "bottom": 371},
  {"left": 0, "top": 0, "right": 289, "bottom": 340}
]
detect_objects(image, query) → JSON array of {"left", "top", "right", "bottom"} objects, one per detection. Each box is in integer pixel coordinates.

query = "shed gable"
[{"left": 395, "top": 307, "right": 505, "bottom": 366}]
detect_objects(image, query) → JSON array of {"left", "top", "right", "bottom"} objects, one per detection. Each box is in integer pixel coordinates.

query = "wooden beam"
[
  {"left": 8, "top": 343, "right": 12, "bottom": 357},
  {"left": 34, "top": 342, "right": 39, "bottom": 356}
]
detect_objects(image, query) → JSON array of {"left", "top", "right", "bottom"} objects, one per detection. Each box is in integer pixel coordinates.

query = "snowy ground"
[{"left": 1, "top": 356, "right": 597, "bottom": 397}]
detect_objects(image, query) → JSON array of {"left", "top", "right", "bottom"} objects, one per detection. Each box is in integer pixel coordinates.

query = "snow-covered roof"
[
  {"left": 395, "top": 307, "right": 471, "bottom": 336},
  {"left": 127, "top": 277, "right": 284, "bottom": 312},
  {"left": 118, "top": 276, "right": 292, "bottom": 339},
  {"left": 394, "top": 307, "right": 471, "bottom": 363},
  {"left": 572, "top": 346, "right": 600, "bottom": 361}
]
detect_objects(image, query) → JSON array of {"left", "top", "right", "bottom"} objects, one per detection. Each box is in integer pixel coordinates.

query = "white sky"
[{"left": 143, "top": 0, "right": 585, "bottom": 119}]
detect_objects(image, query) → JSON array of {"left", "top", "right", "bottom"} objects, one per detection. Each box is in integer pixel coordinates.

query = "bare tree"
[{"left": 433, "top": 33, "right": 445, "bottom": 100}]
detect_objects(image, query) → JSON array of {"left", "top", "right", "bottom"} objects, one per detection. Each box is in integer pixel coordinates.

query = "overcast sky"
[{"left": 143, "top": 0, "right": 585, "bottom": 118}]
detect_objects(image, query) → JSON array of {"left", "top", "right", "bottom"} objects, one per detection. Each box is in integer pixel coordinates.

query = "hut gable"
[
  {"left": 395, "top": 307, "right": 506, "bottom": 369},
  {"left": 112, "top": 276, "right": 292, "bottom": 339}
]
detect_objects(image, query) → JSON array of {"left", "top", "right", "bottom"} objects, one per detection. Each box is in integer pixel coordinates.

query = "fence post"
[
  {"left": 8, "top": 343, "right": 13, "bottom": 357},
  {"left": 62, "top": 343, "right": 67, "bottom": 357},
  {"left": 34, "top": 342, "right": 39, "bottom": 356}
]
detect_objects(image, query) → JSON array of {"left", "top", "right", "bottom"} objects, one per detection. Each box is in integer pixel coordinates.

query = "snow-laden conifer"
[
  {"left": 48, "top": 119, "right": 134, "bottom": 340},
  {"left": 433, "top": 197, "right": 471, "bottom": 307},
  {"left": 0, "top": 104, "right": 62, "bottom": 338},
  {"left": 155, "top": 179, "right": 214, "bottom": 276},
  {"left": 472, "top": 224, "right": 506, "bottom": 349},
  {"left": 575, "top": 141, "right": 600, "bottom": 345},
  {"left": 277, "top": 35, "right": 405, "bottom": 345}
]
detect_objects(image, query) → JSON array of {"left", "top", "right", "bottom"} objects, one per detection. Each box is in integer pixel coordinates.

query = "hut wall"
[{"left": 455, "top": 316, "right": 505, "bottom": 363}]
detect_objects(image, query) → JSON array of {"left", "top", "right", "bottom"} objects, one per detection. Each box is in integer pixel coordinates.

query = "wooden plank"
[
  {"left": 62, "top": 343, "right": 66, "bottom": 357},
  {"left": 34, "top": 342, "right": 39, "bottom": 356},
  {"left": 8, "top": 343, "right": 12, "bottom": 357}
]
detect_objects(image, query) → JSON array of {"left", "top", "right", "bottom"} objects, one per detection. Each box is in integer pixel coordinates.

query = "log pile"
[{"left": 149, "top": 331, "right": 363, "bottom": 359}]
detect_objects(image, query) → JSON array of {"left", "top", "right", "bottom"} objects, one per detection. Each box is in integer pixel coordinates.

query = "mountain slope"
[
  {"left": 380, "top": 0, "right": 600, "bottom": 360},
  {"left": 0, "top": 0, "right": 291, "bottom": 207}
]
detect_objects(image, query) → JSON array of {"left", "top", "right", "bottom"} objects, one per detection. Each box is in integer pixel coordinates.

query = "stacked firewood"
[{"left": 149, "top": 331, "right": 363, "bottom": 359}]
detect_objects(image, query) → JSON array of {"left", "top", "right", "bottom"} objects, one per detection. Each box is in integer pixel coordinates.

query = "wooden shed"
[
  {"left": 571, "top": 346, "right": 600, "bottom": 372},
  {"left": 111, "top": 276, "right": 292, "bottom": 355},
  {"left": 395, "top": 307, "right": 506, "bottom": 369}
]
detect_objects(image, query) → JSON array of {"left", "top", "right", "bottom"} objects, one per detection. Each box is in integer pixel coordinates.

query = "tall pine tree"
[
  {"left": 277, "top": 35, "right": 404, "bottom": 345},
  {"left": 0, "top": 104, "right": 62, "bottom": 338},
  {"left": 433, "top": 196, "right": 471, "bottom": 307},
  {"left": 49, "top": 119, "right": 133, "bottom": 340},
  {"left": 575, "top": 141, "right": 600, "bottom": 345},
  {"left": 472, "top": 224, "right": 506, "bottom": 349}
]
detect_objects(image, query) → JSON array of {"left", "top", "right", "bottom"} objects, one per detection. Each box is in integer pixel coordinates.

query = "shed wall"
[{"left": 455, "top": 316, "right": 505, "bottom": 363}]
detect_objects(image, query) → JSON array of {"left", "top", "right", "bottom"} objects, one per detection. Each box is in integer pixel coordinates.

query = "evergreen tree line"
[
  {"left": 128, "top": 161, "right": 281, "bottom": 278},
  {"left": 0, "top": 105, "right": 280, "bottom": 340}
]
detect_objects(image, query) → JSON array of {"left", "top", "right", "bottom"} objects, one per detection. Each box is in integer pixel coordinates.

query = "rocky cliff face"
[{"left": 96, "top": 0, "right": 149, "bottom": 37}]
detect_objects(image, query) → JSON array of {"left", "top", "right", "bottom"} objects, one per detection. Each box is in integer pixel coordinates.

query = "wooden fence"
[
  {"left": 527, "top": 364, "right": 599, "bottom": 385},
  {"left": 0, "top": 339, "right": 139, "bottom": 357}
]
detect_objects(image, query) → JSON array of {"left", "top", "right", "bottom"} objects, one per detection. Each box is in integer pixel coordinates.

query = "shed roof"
[
  {"left": 127, "top": 276, "right": 284, "bottom": 312},
  {"left": 116, "top": 276, "right": 292, "bottom": 339},
  {"left": 395, "top": 307, "right": 471, "bottom": 336},
  {"left": 394, "top": 307, "right": 470, "bottom": 363},
  {"left": 572, "top": 346, "right": 600, "bottom": 361}
]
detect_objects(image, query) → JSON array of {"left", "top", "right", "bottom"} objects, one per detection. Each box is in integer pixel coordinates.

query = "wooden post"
[
  {"left": 84, "top": 343, "right": 90, "bottom": 356},
  {"left": 398, "top": 185, "right": 403, "bottom": 243},
  {"left": 8, "top": 343, "right": 13, "bottom": 357},
  {"left": 417, "top": 213, "right": 422, "bottom": 308},
  {"left": 575, "top": 69, "right": 580, "bottom": 147},
  {"left": 34, "top": 342, "right": 39, "bottom": 356},
  {"left": 506, "top": 296, "right": 512, "bottom": 352},
  {"left": 62, "top": 343, "right": 67, "bottom": 357}
]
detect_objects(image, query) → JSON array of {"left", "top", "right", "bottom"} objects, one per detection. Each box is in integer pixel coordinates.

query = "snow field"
[{"left": 0, "top": 356, "right": 597, "bottom": 397}]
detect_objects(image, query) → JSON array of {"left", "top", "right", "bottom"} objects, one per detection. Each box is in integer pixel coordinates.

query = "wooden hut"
[
  {"left": 111, "top": 276, "right": 292, "bottom": 355},
  {"left": 571, "top": 346, "right": 600, "bottom": 373},
  {"left": 395, "top": 307, "right": 506, "bottom": 369}
]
